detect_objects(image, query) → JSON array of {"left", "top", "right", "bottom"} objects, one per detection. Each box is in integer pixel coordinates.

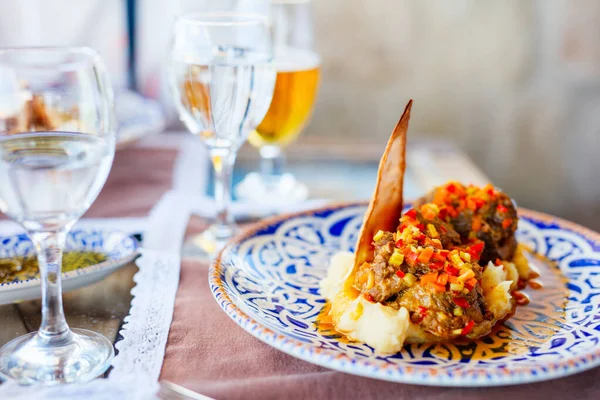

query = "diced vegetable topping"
[
  {"left": 461, "top": 320, "right": 475, "bottom": 335},
  {"left": 452, "top": 297, "right": 470, "bottom": 308},
  {"left": 403, "top": 272, "right": 417, "bottom": 286},
  {"left": 373, "top": 230, "right": 384, "bottom": 242},
  {"left": 389, "top": 252, "right": 404, "bottom": 266}
]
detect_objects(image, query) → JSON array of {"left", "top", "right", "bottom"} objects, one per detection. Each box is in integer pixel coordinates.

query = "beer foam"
[{"left": 273, "top": 47, "right": 320, "bottom": 72}]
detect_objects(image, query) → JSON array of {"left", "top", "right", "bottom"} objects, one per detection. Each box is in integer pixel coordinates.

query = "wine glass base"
[
  {"left": 235, "top": 172, "right": 309, "bottom": 205},
  {"left": 0, "top": 328, "right": 114, "bottom": 385},
  {"left": 183, "top": 223, "right": 239, "bottom": 260}
]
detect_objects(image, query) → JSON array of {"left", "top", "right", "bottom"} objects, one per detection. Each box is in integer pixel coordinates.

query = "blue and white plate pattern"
[
  {"left": 210, "top": 203, "right": 600, "bottom": 386},
  {"left": 0, "top": 228, "right": 139, "bottom": 305}
]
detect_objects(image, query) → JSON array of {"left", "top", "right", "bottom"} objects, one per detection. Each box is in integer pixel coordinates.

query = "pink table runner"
[
  {"left": 160, "top": 219, "right": 600, "bottom": 400},
  {"left": 85, "top": 146, "right": 179, "bottom": 218}
]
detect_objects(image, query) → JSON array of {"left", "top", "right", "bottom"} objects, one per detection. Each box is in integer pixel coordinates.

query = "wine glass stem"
[
  {"left": 211, "top": 149, "right": 237, "bottom": 232},
  {"left": 30, "top": 229, "right": 70, "bottom": 342},
  {"left": 259, "top": 144, "right": 285, "bottom": 190}
]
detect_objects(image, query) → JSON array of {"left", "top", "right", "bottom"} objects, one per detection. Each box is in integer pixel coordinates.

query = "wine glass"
[
  {"left": 0, "top": 47, "right": 116, "bottom": 384},
  {"left": 236, "top": 0, "right": 320, "bottom": 204},
  {"left": 169, "top": 12, "right": 276, "bottom": 255}
]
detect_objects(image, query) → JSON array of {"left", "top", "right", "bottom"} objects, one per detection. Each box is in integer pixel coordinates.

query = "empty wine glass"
[
  {"left": 169, "top": 12, "right": 276, "bottom": 255},
  {"left": 0, "top": 47, "right": 116, "bottom": 384}
]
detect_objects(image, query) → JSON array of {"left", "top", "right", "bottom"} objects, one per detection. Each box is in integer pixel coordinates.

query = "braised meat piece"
[
  {"left": 414, "top": 182, "right": 518, "bottom": 265},
  {"left": 354, "top": 232, "right": 409, "bottom": 303}
]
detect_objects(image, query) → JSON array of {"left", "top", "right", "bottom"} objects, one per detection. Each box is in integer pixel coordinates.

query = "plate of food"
[
  {"left": 0, "top": 228, "right": 140, "bottom": 305},
  {"left": 210, "top": 100, "right": 600, "bottom": 386}
]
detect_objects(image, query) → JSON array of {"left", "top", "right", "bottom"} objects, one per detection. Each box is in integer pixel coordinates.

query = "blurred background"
[{"left": 1, "top": 0, "right": 598, "bottom": 230}]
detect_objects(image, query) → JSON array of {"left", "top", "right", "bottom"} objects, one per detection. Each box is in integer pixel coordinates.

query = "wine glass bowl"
[
  {"left": 169, "top": 12, "right": 276, "bottom": 254},
  {"left": 0, "top": 47, "right": 116, "bottom": 385}
]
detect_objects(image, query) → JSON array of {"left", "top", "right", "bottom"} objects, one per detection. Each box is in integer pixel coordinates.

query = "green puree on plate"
[{"left": 0, "top": 252, "right": 107, "bottom": 284}]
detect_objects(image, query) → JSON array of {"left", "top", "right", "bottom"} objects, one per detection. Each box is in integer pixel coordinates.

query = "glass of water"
[
  {"left": 0, "top": 48, "right": 116, "bottom": 384},
  {"left": 169, "top": 12, "right": 276, "bottom": 256}
]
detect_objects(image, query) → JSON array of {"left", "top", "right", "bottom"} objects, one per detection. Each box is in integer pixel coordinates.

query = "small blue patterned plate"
[
  {"left": 210, "top": 203, "right": 600, "bottom": 387},
  {"left": 0, "top": 229, "right": 139, "bottom": 305}
]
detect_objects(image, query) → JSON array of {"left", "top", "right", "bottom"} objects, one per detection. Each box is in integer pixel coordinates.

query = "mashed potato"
[
  {"left": 320, "top": 252, "right": 410, "bottom": 353},
  {"left": 320, "top": 252, "right": 518, "bottom": 354}
]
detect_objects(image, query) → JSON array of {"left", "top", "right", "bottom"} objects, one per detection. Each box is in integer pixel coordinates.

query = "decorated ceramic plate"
[
  {"left": 0, "top": 228, "right": 139, "bottom": 305},
  {"left": 210, "top": 203, "right": 600, "bottom": 387}
]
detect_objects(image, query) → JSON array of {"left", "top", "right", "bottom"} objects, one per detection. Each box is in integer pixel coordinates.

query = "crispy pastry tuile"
[{"left": 344, "top": 100, "right": 412, "bottom": 294}]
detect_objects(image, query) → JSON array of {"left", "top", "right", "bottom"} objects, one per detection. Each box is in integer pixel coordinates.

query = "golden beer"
[{"left": 249, "top": 54, "right": 320, "bottom": 148}]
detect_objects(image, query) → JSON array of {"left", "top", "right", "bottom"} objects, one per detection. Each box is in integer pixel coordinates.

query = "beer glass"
[{"left": 237, "top": 0, "right": 320, "bottom": 203}]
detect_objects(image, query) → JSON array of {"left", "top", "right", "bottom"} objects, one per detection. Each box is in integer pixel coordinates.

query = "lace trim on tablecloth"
[{"left": 110, "top": 248, "right": 181, "bottom": 381}]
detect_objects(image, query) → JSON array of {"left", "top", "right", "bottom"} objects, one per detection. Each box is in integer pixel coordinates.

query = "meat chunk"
[
  {"left": 354, "top": 232, "right": 409, "bottom": 302},
  {"left": 414, "top": 183, "right": 518, "bottom": 265},
  {"left": 395, "top": 281, "right": 491, "bottom": 339}
]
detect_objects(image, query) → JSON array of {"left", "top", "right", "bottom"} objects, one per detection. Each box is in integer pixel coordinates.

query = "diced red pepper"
[
  {"left": 497, "top": 204, "right": 508, "bottom": 213},
  {"left": 415, "top": 223, "right": 425, "bottom": 232},
  {"left": 461, "top": 320, "right": 475, "bottom": 335},
  {"left": 405, "top": 209, "right": 417, "bottom": 219},
  {"left": 395, "top": 239, "right": 404, "bottom": 248},
  {"left": 396, "top": 270, "right": 405, "bottom": 278},
  {"left": 415, "top": 233, "right": 426, "bottom": 244},
  {"left": 430, "top": 260, "right": 445, "bottom": 270},
  {"left": 432, "top": 251, "right": 446, "bottom": 262},
  {"left": 438, "top": 207, "right": 448, "bottom": 220},
  {"left": 473, "top": 197, "right": 486, "bottom": 209},
  {"left": 502, "top": 218, "right": 513, "bottom": 230},
  {"left": 439, "top": 225, "right": 448, "bottom": 234},
  {"left": 446, "top": 265, "right": 460, "bottom": 276},
  {"left": 447, "top": 183, "right": 456, "bottom": 193},
  {"left": 495, "top": 258, "right": 503, "bottom": 266},
  {"left": 364, "top": 294, "right": 374, "bottom": 302},
  {"left": 452, "top": 297, "right": 470, "bottom": 308},
  {"left": 447, "top": 207, "right": 459, "bottom": 218},
  {"left": 406, "top": 252, "right": 419, "bottom": 266},
  {"left": 418, "top": 247, "right": 434, "bottom": 263},
  {"left": 470, "top": 242, "right": 485, "bottom": 256}
]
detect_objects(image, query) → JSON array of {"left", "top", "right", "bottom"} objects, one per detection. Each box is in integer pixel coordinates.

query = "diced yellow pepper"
[
  {"left": 458, "top": 269, "right": 476, "bottom": 283},
  {"left": 427, "top": 224, "right": 438, "bottom": 238},
  {"left": 450, "top": 282, "right": 464, "bottom": 292},
  {"left": 453, "top": 307, "right": 463, "bottom": 317},
  {"left": 453, "top": 328, "right": 463, "bottom": 335},
  {"left": 389, "top": 252, "right": 404, "bottom": 266},
  {"left": 460, "top": 251, "right": 471, "bottom": 263},
  {"left": 373, "top": 230, "right": 384, "bottom": 242},
  {"left": 451, "top": 254, "right": 464, "bottom": 268},
  {"left": 403, "top": 272, "right": 417, "bottom": 286}
]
